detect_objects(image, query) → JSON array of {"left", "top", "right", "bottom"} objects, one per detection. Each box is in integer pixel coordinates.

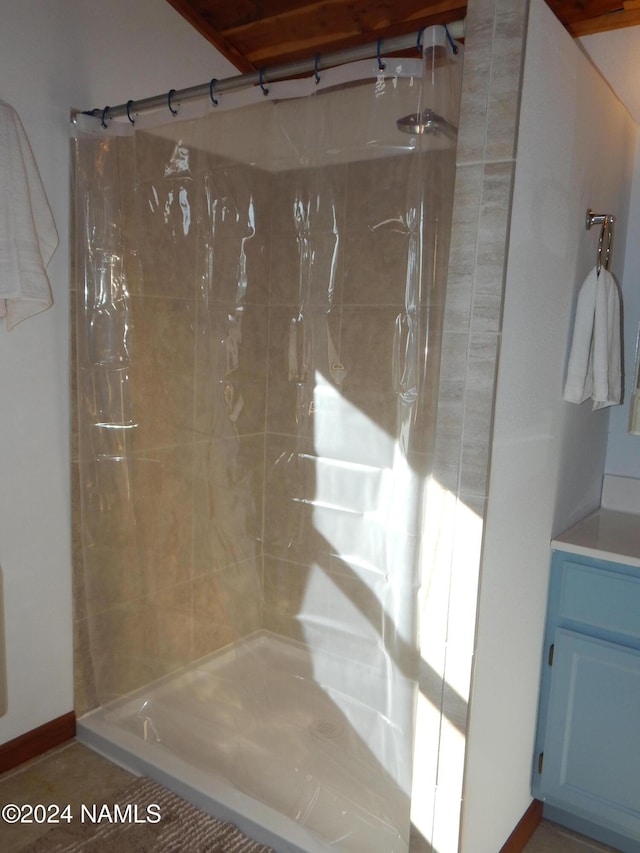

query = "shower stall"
[{"left": 73, "top": 28, "right": 462, "bottom": 853}]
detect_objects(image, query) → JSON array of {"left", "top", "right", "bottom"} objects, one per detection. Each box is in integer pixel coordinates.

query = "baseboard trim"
[
  {"left": 0, "top": 712, "right": 76, "bottom": 774},
  {"left": 500, "top": 799, "right": 544, "bottom": 853}
]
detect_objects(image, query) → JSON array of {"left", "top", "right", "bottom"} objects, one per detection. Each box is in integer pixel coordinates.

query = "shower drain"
[{"left": 309, "top": 719, "right": 344, "bottom": 739}]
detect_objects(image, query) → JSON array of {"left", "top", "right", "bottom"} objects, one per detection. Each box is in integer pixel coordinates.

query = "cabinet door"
[{"left": 540, "top": 628, "right": 640, "bottom": 839}]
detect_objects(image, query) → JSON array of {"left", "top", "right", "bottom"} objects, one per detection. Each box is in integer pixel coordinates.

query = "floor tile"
[
  {"left": 523, "top": 820, "right": 621, "bottom": 852},
  {"left": 0, "top": 742, "right": 135, "bottom": 852}
]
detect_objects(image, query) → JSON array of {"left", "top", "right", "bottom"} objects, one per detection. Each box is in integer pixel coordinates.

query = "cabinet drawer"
[{"left": 558, "top": 559, "right": 640, "bottom": 644}]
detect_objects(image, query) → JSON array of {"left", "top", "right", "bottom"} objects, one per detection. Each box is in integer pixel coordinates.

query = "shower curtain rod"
[{"left": 85, "top": 19, "right": 465, "bottom": 125}]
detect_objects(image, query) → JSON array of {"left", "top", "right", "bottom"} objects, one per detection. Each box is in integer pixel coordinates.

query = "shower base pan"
[{"left": 77, "top": 630, "right": 411, "bottom": 853}]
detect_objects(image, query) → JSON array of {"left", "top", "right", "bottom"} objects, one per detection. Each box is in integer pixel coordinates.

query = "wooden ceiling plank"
[
  {"left": 164, "top": 0, "right": 257, "bottom": 71},
  {"left": 224, "top": 0, "right": 465, "bottom": 67},
  {"left": 242, "top": 14, "right": 466, "bottom": 68},
  {"left": 243, "top": 30, "right": 459, "bottom": 69},
  {"left": 165, "top": 0, "right": 640, "bottom": 78},
  {"left": 225, "top": 0, "right": 463, "bottom": 39},
  {"left": 567, "top": 8, "right": 640, "bottom": 34},
  {"left": 546, "top": 0, "right": 623, "bottom": 24},
  {"left": 198, "top": 1, "right": 316, "bottom": 33}
]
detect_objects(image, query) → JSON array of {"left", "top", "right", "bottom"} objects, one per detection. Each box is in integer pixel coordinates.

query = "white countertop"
[{"left": 552, "top": 508, "right": 640, "bottom": 568}]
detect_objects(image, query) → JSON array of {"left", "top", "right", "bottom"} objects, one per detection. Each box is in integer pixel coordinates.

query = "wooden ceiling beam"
[
  {"left": 164, "top": 0, "right": 640, "bottom": 76},
  {"left": 223, "top": 0, "right": 466, "bottom": 68},
  {"left": 546, "top": 0, "right": 623, "bottom": 25},
  {"left": 196, "top": 1, "right": 314, "bottom": 33},
  {"left": 165, "top": 0, "right": 257, "bottom": 71},
  {"left": 566, "top": 8, "right": 640, "bottom": 36}
]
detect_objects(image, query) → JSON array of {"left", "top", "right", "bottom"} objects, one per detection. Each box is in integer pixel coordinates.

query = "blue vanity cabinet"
[{"left": 532, "top": 549, "right": 640, "bottom": 852}]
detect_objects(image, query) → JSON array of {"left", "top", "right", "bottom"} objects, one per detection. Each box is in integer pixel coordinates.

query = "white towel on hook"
[
  {"left": 0, "top": 100, "right": 58, "bottom": 330},
  {"left": 563, "top": 265, "right": 621, "bottom": 409}
]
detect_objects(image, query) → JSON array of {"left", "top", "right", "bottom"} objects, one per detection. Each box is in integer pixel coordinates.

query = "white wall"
[
  {"left": 579, "top": 29, "right": 640, "bottom": 478},
  {"left": 460, "top": 1, "right": 636, "bottom": 849},
  {"left": 604, "top": 136, "right": 640, "bottom": 476},
  {"left": 0, "top": 0, "right": 234, "bottom": 745}
]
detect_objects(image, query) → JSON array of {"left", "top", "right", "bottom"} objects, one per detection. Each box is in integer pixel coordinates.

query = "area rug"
[{"left": 22, "top": 776, "right": 275, "bottom": 852}]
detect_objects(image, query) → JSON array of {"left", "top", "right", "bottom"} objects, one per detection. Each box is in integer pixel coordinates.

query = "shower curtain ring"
[
  {"left": 444, "top": 24, "right": 459, "bottom": 55},
  {"left": 377, "top": 39, "right": 386, "bottom": 70},
  {"left": 314, "top": 54, "right": 321, "bottom": 85},
  {"left": 167, "top": 89, "right": 178, "bottom": 116},
  {"left": 259, "top": 68, "right": 269, "bottom": 96},
  {"left": 209, "top": 79, "right": 218, "bottom": 106},
  {"left": 416, "top": 27, "right": 425, "bottom": 55},
  {"left": 126, "top": 100, "right": 136, "bottom": 125},
  {"left": 101, "top": 106, "right": 110, "bottom": 129}
]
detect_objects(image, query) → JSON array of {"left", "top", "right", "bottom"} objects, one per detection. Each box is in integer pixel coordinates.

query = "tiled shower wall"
[
  {"left": 72, "top": 140, "right": 454, "bottom": 714},
  {"left": 411, "top": 1, "right": 528, "bottom": 851},
  {"left": 72, "top": 140, "right": 269, "bottom": 712},
  {"left": 261, "top": 152, "right": 453, "bottom": 655}
]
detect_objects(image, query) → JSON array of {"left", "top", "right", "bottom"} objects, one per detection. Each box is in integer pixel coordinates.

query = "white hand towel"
[
  {"left": 563, "top": 266, "right": 622, "bottom": 409},
  {"left": 592, "top": 268, "right": 621, "bottom": 409},
  {"left": 0, "top": 100, "right": 58, "bottom": 330}
]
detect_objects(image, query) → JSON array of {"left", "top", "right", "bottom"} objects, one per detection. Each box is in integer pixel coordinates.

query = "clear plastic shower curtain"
[{"left": 72, "top": 34, "right": 461, "bottom": 853}]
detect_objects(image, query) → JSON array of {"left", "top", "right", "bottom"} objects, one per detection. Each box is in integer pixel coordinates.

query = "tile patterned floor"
[
  {"left": 521, "top": 820, "right": 621, "bottom": 853},
  {"left": 0, "top": 741, "right": 135, "bottom": 852},
  {"left": 0, "top": 740, "right": 624, "bottom": 852}
]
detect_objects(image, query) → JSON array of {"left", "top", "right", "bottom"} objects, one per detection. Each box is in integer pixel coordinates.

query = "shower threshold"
[{"left": 77, "top": 630, "right": 411, "bottom": 853}]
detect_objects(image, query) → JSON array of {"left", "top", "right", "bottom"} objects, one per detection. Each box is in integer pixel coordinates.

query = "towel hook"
[
  {"left": 586, "top": 208, "right": 616, "bottom": 275},
  {"left": 599, "top": 216, "right": 614, "bottom": 274}
]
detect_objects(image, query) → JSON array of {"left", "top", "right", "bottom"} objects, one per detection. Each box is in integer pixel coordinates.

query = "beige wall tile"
[
  {"left": 484, "top": 5, "right": 528, "bottom": 162},
  {"left": 269, "top": 164, "right": 347, "bottom": 237},
  {"left": 443, "top": 164, "right": 484, "bottom": 331},
  {"left": 343, "top": 229, "right": 408, "bottom": 306},
  {"left": 74, "top": 617, "right": 98, "bottom": 718},
  {"left": 191, "top": 570, "right": 239, "bottom": 658},
  {"left": 129, "top": 295, "right": 196, "bottom": 453},
  {"left": 456, "top": 18, "right": 493, "bottom": 164}
]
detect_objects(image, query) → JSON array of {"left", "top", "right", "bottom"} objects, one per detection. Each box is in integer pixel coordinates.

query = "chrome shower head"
[{"left": 396, "top": 108, "right": 458, "bottom": 141}]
